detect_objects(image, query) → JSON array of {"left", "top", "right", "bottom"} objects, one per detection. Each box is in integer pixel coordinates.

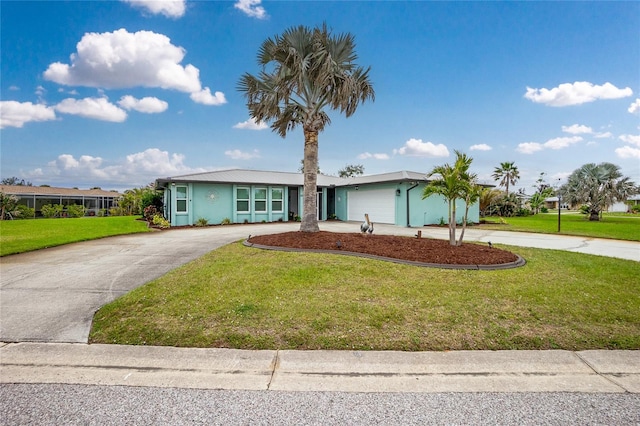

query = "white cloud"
[
  {"left": 524, "top": 81, "right": 633, "bottom": 107},
  {"left": 517, "top": 142, "right": 544, "bottom": 154},
  {"left": 615, "top": 146, "right": 640, "bottom": 159},
  {"left": 190, "top": 87, "right": 227, "bottom": 106},
  {"left": 224, "top": 149, "right": 260, "bottom": 160},
  {"left": 562, "top": 124, "right": 592, "bottom": 134},
  {"left": 43, "top": 29, "right": 225, "bottom": 105},
  {"left": 233, "top": 117, "right": 268, "bottom": 130},
  {"left": 122, "top": 0, "right": 186, "bottom": 18},
  {"left": 543, "top": 136, "right": 583, "bottom": 150},
  {"left": 0, "top": 101, "right": 57, "bottom": 129},
  {"left": 619, "top": 134, "right": 640, "bottom": 146},
  {"left": 55, "top": 97, "right": 127, "bottom": 122},
  {"left": 469, "top": 144, "right": 492, "bottom": 151},
  {"left": 9, "top": 85, "right": 19, "bottom": 91},
  {"left": 393, "top": 138, "right": 449, "bottom": 157},
  {"left": 31, "top": 148, "right": 206, "bottom": 186},
  {"left": 595, "top": 132, "right": 613, "bottom": 139},
  {"left": 629, "top": 98, "right": 640, "bottom": 115},
  {"left": 357, "top": 152, "right": 390, "bottom": 160},
  {"left": 234, "top": 0, "right": 267, "bottom": 19},
  {"left": 118, "top": 95, "right": 168, "bottom": 113}
]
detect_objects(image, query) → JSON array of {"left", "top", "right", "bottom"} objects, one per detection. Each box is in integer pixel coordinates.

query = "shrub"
[
  {"left": 41, "top": 204, "right": 64, "bottom": 218},
  {"left": 540, "top": 207, "right": 549, "bottom": 213},
  {"left": 515, "top": 208, "right": 531, "bottom": 217},
  {"left": 13, "top": 204, "right": 35, "bottom": 219},
  {"left": 579, "top": 205, "right": 590, "bottom": 215},
  {"left": 97, "top": 209, "right": 107, "bottom": 217},
  {"left": 152, "top": 214, "right": 170, "bottom": 229},
  {"left": 630, "top": 204, "right": 640, "bottom": 214},
  {"left": 195, "top": 217, "right": 209, "bottom": 227},
  {"left": 66, "top": 204, "right": 85, "bottom": 218},
  {"left": 221, "top": 217, "right": 232, "bottom": 225},
  {"left": 143, "top": 205, "right": 158, "bottom": 222}
]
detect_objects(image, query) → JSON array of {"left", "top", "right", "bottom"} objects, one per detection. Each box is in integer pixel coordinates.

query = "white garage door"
[{"left": 348, "top": 188, "right": 396, "bottom": 224}]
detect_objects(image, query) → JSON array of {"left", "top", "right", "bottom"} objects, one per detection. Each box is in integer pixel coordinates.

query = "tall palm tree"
[
  {"left": 492, "top": 161, "right": 520, "bottom": 196},
  {"left": 561, "top": 162, "right": 637, "bottom": 221},
  {"left": 423, "top": 150, "right": 474, "bottom": 246},
  {"left": 238, "top": 24, "right": 374, "bottom": 232}
]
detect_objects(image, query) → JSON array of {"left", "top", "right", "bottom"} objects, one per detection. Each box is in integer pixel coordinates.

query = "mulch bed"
[{"left": 247, "top": 231, "right": 520, "bottom": 266}]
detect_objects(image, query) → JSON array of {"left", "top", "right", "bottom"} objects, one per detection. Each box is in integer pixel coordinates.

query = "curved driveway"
[{"left": 1, "top": 222, "right": 638, "bottom": 343}]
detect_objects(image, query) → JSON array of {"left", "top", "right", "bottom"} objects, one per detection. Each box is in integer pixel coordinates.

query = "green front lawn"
[
  {"left": 90, "top": 242, "right": 640, "bottom": 351},
  {"left": 0, "top": 216, "right": 150, "bottom": 256},
  {"left": 481, "top": 212, "right": 640, "bottom": 241}
]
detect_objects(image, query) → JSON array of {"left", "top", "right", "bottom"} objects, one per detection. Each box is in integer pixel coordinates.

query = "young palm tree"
[
  {"left": 238, "top": 24, "right": 374, "bottom": 232},
  {"left": 423, "top": 151, "right": 474, "bottom": 246},
  {"left": 561, "top": 162, "right": 637, "bottom": 221},
  {"left": 457, "top": 178, "right": 481, "bottom": 245},
  {"left": 492, "top": 161, "right": 520, "bottom": 196}
]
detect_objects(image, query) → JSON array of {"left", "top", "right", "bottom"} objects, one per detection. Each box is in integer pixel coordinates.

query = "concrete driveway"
[{"left": 1, "top": 222, "right": 638, "bottom": 343}]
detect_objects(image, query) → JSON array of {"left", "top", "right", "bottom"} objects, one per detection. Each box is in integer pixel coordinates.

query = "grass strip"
[{"left": 90, "top": 241, "right": 640, "bottom": 351}]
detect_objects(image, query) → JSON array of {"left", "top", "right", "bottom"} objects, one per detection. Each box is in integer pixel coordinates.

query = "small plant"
[
  {"left": 294, "top": 215, "right": 301, "bottom": 222},
  {"left": 515, "top": 208, "right": 531, "bottom": 217},
  {"left": 438, "top": 217, "right": 446, "bottom": 226},
  {"left": 630, "top": 205, "right": 640, "bottom": 214},
  {"left": 41, "top": 204, "right": 64, "bottom": 218},
  {"left": 261, "top": 219, "right": 267, "bottom": 223},
  {"left": 66, "top": 204, "right": 85, "bottom": 218},
  {"left": 540, "top": 207, "right": 549, "bottom": 213},
  {"left": 244, "top": 219, "right": 249, "bottom": 224},
  {"left": 221, "top": 217, "right": 232, "bottom": 225},
  {"left": 579, "top": 205, "right": 590, "bottom": 215},
  {"left": 195, "top": 217, "right": 209, "bottom": 227},
  {"left": 97, "top": 209, "right": 107, "bottom": 217},
  {"left": 143, "top": 205, "right": 158, "bottom": 222},
  {"left": 152, "top": 214, "right": 170, "bottom": 229}
]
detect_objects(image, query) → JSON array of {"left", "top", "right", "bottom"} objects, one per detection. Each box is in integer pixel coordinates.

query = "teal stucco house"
[{"left": 155, "top": 169, "right": 480, "bottom": 227}]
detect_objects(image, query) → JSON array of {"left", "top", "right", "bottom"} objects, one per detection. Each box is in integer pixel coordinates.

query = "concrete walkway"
[
  {"left": 1, "top": 342, "right": 638, "bottom": 393},
  {"left": 1, "top": 222, "right": 639, "bottom": 393}
]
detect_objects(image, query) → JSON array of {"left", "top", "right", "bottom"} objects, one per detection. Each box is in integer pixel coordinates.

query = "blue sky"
[{"left": 1, "top": 0, "right": 639, "bottom": 192}]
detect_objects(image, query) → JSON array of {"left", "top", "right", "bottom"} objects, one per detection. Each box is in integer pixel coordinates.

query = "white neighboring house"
[{"left": 608, "top": 194, "right": 640, "bottom": 212}]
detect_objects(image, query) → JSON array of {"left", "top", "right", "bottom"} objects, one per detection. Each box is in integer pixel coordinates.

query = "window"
[
  {"left": 176, "top": 186, "right": 188, "bottom": 213},
  {"left": 254, "top": 188, "right": 267, "bottom": 212},
  {"left": 236, "top": 187, "right": 250, "bottom": 212},
  {"left": 271, "top": 188, "right": 283, "bottom": 212}
]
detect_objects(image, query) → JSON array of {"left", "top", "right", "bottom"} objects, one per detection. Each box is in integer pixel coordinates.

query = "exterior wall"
[{"left": 335, "top": 182, "right": 480, "bottom": 227}]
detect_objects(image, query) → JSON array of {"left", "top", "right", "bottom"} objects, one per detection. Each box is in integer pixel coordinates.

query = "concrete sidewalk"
[{"left": 1, "top": 342, "right": 638, "bottom": 393}]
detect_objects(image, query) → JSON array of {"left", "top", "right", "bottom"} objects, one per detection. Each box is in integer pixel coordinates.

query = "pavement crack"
[
  {"left": 267, "top": 350, "right": 279, "bottom": 390},
  {"left": 574, "top": 352, "right": 629, "bottom": 393}
]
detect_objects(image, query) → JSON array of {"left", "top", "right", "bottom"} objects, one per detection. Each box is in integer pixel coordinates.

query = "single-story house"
[
  {"left": 155, "top": 169, "right": 482, "bottom": 227},
  {"left": 0, "top": 185, "right": 121, "bottom": 217},
  {"left": 545, "top": 194, "right": 640, "bottom": 212}
]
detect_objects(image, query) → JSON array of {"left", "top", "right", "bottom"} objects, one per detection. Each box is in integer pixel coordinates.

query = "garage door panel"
[{"left": 348, "top": 189, "right": 395, "bottom": 224}]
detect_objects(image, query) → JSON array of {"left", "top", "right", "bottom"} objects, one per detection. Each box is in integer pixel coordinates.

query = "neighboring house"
[
  {"left": 608, "top": 194, "right": 640, "bottom": 212},
  {"left": 155, "top": 169, "right": 482, "bottom": 227},
  {"left": 544, "top": 197, "right": 569, "bottom": 210},
  {"left": 0, "top": 185, "right": 120, "bottom": 217}
]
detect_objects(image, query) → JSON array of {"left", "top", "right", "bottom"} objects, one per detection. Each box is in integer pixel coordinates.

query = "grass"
[
  {"left": 480, "top": 212, "right": 640, "bottom": 241},
  {"left": 90, "top": 241, "right": 640, "bottom": 351},
  {"left": 0, "top": 216, "right": 150, "bottom": 256}
]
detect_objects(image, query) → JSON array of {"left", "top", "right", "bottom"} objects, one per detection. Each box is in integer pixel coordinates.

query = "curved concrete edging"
[{"left": 243, "top": 240, "right": 527, "bottom": 270}]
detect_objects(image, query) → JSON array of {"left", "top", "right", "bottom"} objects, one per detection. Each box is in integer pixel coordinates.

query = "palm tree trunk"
[
  {"left": 301, "top": 130, "right": 320, "bottom": 232},
  {"left": 458, "top": 204, "right": 470, "bottom": 246},
  {"left": 449, "top": 199, "right": 457, "bottom": 246}
]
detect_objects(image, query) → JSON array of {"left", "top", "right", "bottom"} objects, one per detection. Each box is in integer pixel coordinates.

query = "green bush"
[
  {"left": 12, "top": 204, "right": 35, "bottom": 219},
  {"left": 630, "top": 204, "right": 640, "bottom": 214},
  {"left": 540, "top": 207, "right": 549, "bottom": 213},
  {"left": 579, "top": 205, "right": 590, "bottom": 215},
  {"left": 152, "top": 214, "right": 170, "bottom": 229},
  {"left": 66, "top": 204, "right": 85, "bottom": 218},
  {"left": 41, "top": 204, "right": 64, "bottom": 218},
  {"left": 221, "top": 217, "right": 232, "bottom": 225},
  {"left": 516, "top": 208, "right": 532, "bottom": 217}
]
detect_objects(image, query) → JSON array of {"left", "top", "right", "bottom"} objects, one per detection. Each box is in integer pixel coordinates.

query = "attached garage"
[{"left": 347, "top": 188, "right": 396, "bottom": 224}]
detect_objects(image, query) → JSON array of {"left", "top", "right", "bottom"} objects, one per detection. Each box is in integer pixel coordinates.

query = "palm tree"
[
  {"left": 238, "top": 24, "right": 374, "bottom": 232},
  {"left": 492, "top": 162, "right": 520, "bottom": 196},
  {"left": 422, "top": 150, "right": 474, "bottom": 246},
  {"left": 561, "top": 162, "right": 637, "bottom": 221},
  {"left": 457, "top": 178, "right": 481, "bottom": 245}
]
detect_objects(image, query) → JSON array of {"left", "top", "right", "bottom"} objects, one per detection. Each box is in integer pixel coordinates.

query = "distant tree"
[
  {"left": 338, "top": 164, "right": 365, "bottom": 178},
  {"left": 238, "top": 24, "right": 375, "bottom": 233},
  {"left": 1, "top": 177, "right": 32, "bottom": 186},
  {"left": 529, "top": 172, "right": 554, "bottom": 214},
  {"left": 423, "top": 150, "right": 474, "bottom": 246},
  {"left": 561, "top": 162, "right": 637, "bottom": 221},
  {"left": 479, "top": 187, "right": 502, "bottom": 216},
  {"left": 492, "top": 162, "right": 520, "bottom": 196}
]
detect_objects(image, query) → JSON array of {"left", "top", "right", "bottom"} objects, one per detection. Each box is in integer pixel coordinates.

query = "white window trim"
[
  {"left": 271, "top": 187, "right": 284, "bottom": 213},
  {"left": 176, "top": 185, "right": 188, "bottom": 214},
  {"left": 254, "top": 187, "right": 267, "bottom": 213},
  {"left": 236, "top": 186, "right": 250, "bottom": 213}
]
